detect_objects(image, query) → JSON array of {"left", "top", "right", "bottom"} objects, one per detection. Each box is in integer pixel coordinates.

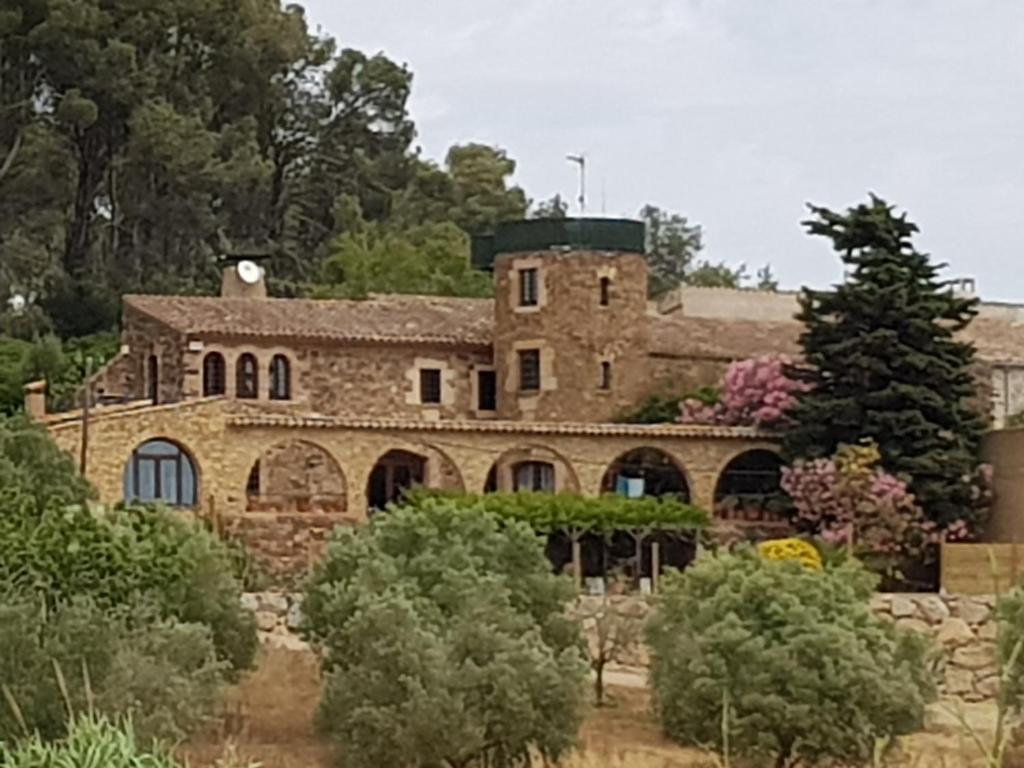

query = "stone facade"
[
  {"left": 43, "top": 397, "right": 776, "bottom": 579},
  {"left": 492, "top": 250, "right": 650, "bottom": 422}
]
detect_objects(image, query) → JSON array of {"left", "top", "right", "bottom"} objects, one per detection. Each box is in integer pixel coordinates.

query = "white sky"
[{"left": 299, "top": 0, "right": 1024, "bottom": 298}]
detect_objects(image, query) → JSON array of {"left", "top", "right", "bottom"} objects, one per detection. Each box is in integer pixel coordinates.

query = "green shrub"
[
  {"left": 0, "top": 504, "right": 257, "bottom": 674},
  {"left": 1, "top": 715, "right": 183, "bottom": 768},
  {"left": 0, "top": 595, "right": 224, "bottom": 743},
  {"left": 646, "top": 549, "right": 935, "bottom": 767},
  {"left": 0, "top": 414, "right": 93, "bottom": 517},
  {"left": 302, "top": 498, "right": 588, "bottom": 768},
  {"left": 402, "top": 489, "right": 708, "bottom": 536}
]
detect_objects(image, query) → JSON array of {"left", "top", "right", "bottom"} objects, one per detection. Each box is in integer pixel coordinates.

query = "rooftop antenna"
[{"left": 566, "top": 153, "right": 586, "bottom": 214}]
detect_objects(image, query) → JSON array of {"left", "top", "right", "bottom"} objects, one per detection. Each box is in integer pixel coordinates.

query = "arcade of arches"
[{"left": 45, "top": 399, "right": 785, "bottom": 579}]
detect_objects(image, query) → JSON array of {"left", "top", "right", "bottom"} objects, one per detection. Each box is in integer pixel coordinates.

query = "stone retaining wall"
[{"left": 244, "top": 591, "right": 1002, "bottom": 701}]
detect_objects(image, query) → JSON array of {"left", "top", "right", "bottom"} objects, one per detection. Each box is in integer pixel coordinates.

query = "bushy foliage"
[
  {"left": 0, "top": 414, "right": 93, "bottom": 516},
  {"left": 678, "top": 355, "right": 808, "bottom": 428},
  {"left": 0, "top": 419, "right": 256, "bottom": 673},
  {"left": 302, "top": 499, "right": 588, "bottom": 768},
  {"left": 403, "top": 489, "right": 708, "bottom": 536},
  {"left": 1, "top": 715, "right": 184, "bottom": 768},
  {"left": 0, "top": 333, "right": 117, "bottom": 414},
  {"left": 781, "top": 441, "right": 941, "bottom": 563},
  {"left": 646, "top": 549, "right": 935, "bottom": 767},
  {"left": 0, "top": 595, "right": 224, "bottom": 743},
  {"left": 0, "top": 504, "right": 257, "bottom": 673}
]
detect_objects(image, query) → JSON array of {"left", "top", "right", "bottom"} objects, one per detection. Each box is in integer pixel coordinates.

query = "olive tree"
[
  {"left": 301, "top": 498, "right": 588, "bottom": 768},
  {"left": 646, "top": 549, "right": 935, "bottom": 767}
]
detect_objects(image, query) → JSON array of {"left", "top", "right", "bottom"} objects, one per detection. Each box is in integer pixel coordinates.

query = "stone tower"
[{"left": 480, "top": 218, "right": 650, "bottom": 422}]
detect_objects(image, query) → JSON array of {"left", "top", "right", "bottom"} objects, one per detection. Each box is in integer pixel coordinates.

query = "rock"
[
  {"left": 977, "top": 622, "right": 998, "bottom": 641},
  {"left": 259, "top": 592, "right": 290, "bottom": 614},
  {"left": 936, "top": 618, "right": 975, "bottom": 647},
  {"left": 255, "top": 611, "right": 279, "bottom": 632},
  {"left": 916, "top": 595, "right": 951, "bottom": 624},
  {"left": 240, "top": 593, "right": 259, "bottom": 613},
  {"left": 976, "top": 675, "right": 1001, "bottom": 698},
  {"left": 890, "top": 595, "right": 916, "bottom": 618},
  {"left": 870, "top": 594, "right": 892, "bottom": 612},
  {"left": 952, "top": 643, "right": 996, "bottom": 671},
  {"left": 286, "top": 601, "right": 304, "bottom": 631},
  {"left": 957, "top": 598, "right": 991, "bottom": 626},
  {"left": 945, "top": 667, "right": 975, "bottom": 696},
  {"left": 896, "top": 618, "right": 932, "bottom": 635}
]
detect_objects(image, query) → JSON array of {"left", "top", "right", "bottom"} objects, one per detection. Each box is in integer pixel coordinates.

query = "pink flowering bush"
[
  {"left": 678, "top": 355, "right": 809, "bottom": 428},
  {"left": 781, "top": 441, "right": 943, "bottom": 563}
]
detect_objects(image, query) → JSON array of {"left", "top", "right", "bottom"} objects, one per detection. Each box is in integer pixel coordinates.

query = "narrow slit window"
[
  {"left": 599, "top": 276, "right": 611, "bottom": 306},
  {"left": 519, "top": 268, "right": 538, "bottom": 307},
  {"left": 420, "top": 368, "right": 442, "bottom": 404},
  {"left": 518, "top": 349, "right": 541, "bottom": 392},
  {"left": 477, "top": 370, "right": 497, "bottom": 411},
  {"left": 600, "top": 361, "right": 612, "bottom": 390}
]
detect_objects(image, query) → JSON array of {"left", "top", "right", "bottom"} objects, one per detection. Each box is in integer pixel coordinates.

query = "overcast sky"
[{"left": 300, "top": 0, "right": 1024, "bottom": 298}]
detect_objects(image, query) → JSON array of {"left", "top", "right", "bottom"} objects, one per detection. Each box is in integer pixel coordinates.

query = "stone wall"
[
  {"left": 241, "top": 591, "right": 1005, "bottom": 703},
  {"left": 492, "top": 250, "right": 650, "bottom": 423},
  {"left": 119, "top": 306, "right": 189, "bottom": 404},
  {"left": 297, "top": 343, "right": 491, "bottom": 420}
]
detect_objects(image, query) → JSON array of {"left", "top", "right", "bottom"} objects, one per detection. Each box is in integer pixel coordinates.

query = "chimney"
[
  {"left": 24, "top": 380, "right": 46, "bottom": 420},
  {"left": 220, "top": 260, "right": 267, "bottom": 299}
]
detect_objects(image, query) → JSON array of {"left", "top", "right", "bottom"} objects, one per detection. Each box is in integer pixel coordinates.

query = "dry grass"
[{"left": 182, "top": 645, "right": 1013, "bottom": 768}]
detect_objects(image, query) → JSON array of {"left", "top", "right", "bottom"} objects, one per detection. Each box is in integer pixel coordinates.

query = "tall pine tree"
[{"left": 783, "top": 196, "right": 987, "bottom": 531}]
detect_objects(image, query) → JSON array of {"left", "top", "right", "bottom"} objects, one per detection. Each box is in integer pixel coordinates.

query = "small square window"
[
  {"left": 420, "top": 368, "right": 442, "bottom": 404},
  {"left": 519, "top": 268, "right": 538, "bottom": 307},
  {"left": 599, "top": 277, "right": 611, "bottom": 306},
  {"left": 478, "top": 370, "right": 497, "bottom": 411},
  {"left": 518, "top": 349, "right": 541, "bottom": 391},
  {"left": 600, "top": 361, "right": 612, "bottom": 390}
]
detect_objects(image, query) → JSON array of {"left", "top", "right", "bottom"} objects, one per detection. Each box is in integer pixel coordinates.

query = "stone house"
[{"left": 31, "top": 218, "right": 1024, "bottom": 576}]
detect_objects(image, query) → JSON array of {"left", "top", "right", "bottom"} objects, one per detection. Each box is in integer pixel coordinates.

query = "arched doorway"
[
  {"left": 483, "top": 446, "right": 579, "bottom": 494},
  {"left": 714, "top": 449, "right": 785, "bottom": 522},
  {"left": 367, "top": 449, "right": 426, "bottom": 512},
  {"left": 245, "top": 440, "right": 346, "bottom": 513},
  {"left": 123, "top": 439, "right": 197, "bottom": 507},
  {"left": 601, "top": 448, "right": 690, "bottom": 501}
]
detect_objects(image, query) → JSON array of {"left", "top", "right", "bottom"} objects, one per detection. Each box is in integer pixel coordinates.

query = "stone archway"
[
  {"left": 245, "top": 439, "right": 347, "bottom": 513},
  {"left": 483, "top": 445, "right": 580, "bottom": 494},
  {"left": 366, "top": 443, "right": 464, "bottom": 512},
  {"left": 714, "top": 449, "right": 785, "bottom": 523},
  {"left": 601, "top": 447, "right": 691, "bottom": 501}
]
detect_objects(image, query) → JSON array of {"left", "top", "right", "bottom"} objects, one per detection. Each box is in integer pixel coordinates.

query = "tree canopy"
[
  {"left": 1, "top": 2, "right": 754, "bottom": 341},
  {"left": 783, "top": 196, "right": 988, "bottom": 532}
]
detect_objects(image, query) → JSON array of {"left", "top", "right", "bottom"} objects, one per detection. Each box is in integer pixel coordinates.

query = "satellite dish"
[
  {"left": 7, "top": 293, "right": 26, "bottom": 313},
  {"left": 236, "top": 260, "right": 262, "bottom": 286}
]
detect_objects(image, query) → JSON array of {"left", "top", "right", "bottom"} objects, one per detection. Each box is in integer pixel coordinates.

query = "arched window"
[
  {"left": 367, "top": 450, "right": 426, "bottom": 511},
  {"left": 513, "top": 461, "right": 555, "bottom": 492},
  {"left": 147, "top": 355, "right": 159, "bottom": 404},
  {"left": 236, "top": 353, "right": 258, "bottom": 399},
  {"left": 202, "top": 352, "right": 226, "bottom": 396},
  {"left": 123, "top": 439, "right": 197, "bottom": 507},
  {"left": 269, "top": 355, "right": 291, "bottom": 400}
]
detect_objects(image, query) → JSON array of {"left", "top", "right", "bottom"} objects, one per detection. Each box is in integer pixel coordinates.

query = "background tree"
[
  {"left": 783, "top": 196, "right": 988, "bottom": 532},
  {"left": 532, "top": 193, "right": 569, "bottom": 219},
  {"left": 573, "top": 598, "right": 644, "bottom": 707},
  {"left": 315, "top": 221, "right": 491, "bottom": 299},
  {"left": 301, "top": 498, "right": 587, "bottom": 768},
  {"left": 640, "top": 204, "right": 772, "bottom": 295}
]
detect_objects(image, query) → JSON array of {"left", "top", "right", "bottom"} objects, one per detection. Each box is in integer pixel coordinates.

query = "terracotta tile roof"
[
  {"left": 647, "top": 314, "right": 801, "bottom": 360},
  {"left": 123, "top": 294, "right": 495, "bottom": 347}
]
